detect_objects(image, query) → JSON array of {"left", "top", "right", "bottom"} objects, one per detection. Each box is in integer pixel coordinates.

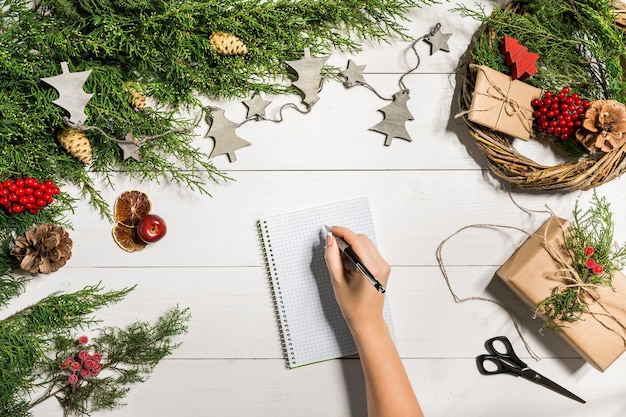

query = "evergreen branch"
[
  {"left": 537, "top": 192, "right": 626, "bottom": 331},
  {"left": 0, "top": 284, "right": 134, "bottom": 416},
  {"left": 24, "top": 306, "right": 191, "bottom": 416}
]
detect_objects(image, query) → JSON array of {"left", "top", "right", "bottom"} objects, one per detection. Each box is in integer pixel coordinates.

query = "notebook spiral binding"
[{"left": 257, "top": 220, "right": 295, "bottom": 367}]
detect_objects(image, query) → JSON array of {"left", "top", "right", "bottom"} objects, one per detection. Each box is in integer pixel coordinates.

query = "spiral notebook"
[{"left": 257, "top": 197, "right": 393, "bottom": 368}]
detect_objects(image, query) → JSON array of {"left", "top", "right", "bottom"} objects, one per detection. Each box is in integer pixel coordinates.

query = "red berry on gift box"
[
  {"left": 585, "top": 258, "right": 596, "bottom": 268},
  {"left": 593, "top": 264, "right": 604, "bottom": 275},
  {"left": 585, "top": 246, "right": 595, "bottom": 256}
]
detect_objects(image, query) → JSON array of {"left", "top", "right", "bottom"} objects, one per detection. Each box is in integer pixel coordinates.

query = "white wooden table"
[{"left": 25, "top": 1, "right": 626, "bottom": 415}]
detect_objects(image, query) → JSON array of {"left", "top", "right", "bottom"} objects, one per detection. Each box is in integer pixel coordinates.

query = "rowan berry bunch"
[
  {"left": 531, "top": 86, "right": 590, "bottom": 140},
  {"left": 59, "top": 336, "right": 103, "bottom": 387},
  {"left": 583, "top": 246, "right": 604, "bottom": 276},
  {"left": 0, "top": 177, "right": 60, "bottom": 215}
]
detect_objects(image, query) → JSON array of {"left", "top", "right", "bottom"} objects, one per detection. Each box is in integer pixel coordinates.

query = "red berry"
[
  {"left": 585, "top": 258, "right": 596, "bottom": 269},
  {"left": 593, "top": 264, "right": 604, "bottom": 274}
]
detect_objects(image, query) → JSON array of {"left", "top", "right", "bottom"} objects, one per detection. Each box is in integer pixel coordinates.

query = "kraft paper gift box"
[
  {"left": 496, "top": 216, "right": 626, "bottom": 371},
  {"left": 468, "top": 64, "right": 542, "bottom": 141}
]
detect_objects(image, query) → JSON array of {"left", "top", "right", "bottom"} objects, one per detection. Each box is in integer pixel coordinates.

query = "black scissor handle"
[
  {"left": 476, "top": 336, "right": 527, "bottom": 375},
  {"left": 476, "top": 354, "right": 518, "bottom": 375}
]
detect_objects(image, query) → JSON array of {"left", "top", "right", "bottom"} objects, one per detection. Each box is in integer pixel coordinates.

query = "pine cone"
[
  {"left": 11, "top": 224, "right": 73, "bottom": 274},
  {"left": 209, "top": 32, "right": 248, "bottom": 55},
  {"left": 127, "top": 89, "right": 146, "bottom": 110},
  {"left": 575, "top": 100, "right": 626, "bottom": 152},
  {"left": 57, "top": 127, "right": 93, "bottom": 164}
]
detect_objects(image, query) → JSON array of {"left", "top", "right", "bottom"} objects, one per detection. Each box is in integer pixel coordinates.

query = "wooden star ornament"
[
  {"left": 205, "top": 107, "right": 251, "bottom": 162},
  {"left": 243, "top": 94, "right": 272, "bottom": 120},
  {"left": 423, "top": 23, "right": 452, "bottom": 55},
  {"left": 117, "top": 133, "right": 142, "bottom": 162},
  {"left": 340, "top": 60, "right": 367, "bottom": 87},
  {"left": 41, "top": 62, "right": 93, "bottom": 125}
]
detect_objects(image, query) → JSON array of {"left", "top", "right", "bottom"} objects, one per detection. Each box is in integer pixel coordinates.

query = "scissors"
[{"left": 477, "top": 336, "right": 585, "bottom": 404}]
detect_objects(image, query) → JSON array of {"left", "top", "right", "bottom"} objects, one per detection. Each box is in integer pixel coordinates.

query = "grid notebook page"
[{"left": 258, "top": 197, "right": 394, "bottom": 368}]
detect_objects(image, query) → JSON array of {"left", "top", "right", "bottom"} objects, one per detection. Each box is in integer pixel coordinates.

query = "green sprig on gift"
[{"left": 537, "top": 193, "right": 626, "bottom": 331}]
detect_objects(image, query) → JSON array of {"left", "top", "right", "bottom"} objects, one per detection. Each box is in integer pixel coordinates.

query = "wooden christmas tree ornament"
[
  {"left": 210, "top": 32, "right": 248, "bottom": 55},
  {"left": 57, "top": 127, "right": 93, "bottom": 164},
  {"left": 500, "top": 36, "right": 539, "bottom": 80}
]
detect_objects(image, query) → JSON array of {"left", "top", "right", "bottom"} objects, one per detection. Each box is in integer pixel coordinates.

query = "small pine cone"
[
  {"left": 575, "top": 100, "right": 626, "bottom": 152},
  {"left": 210, "top": 32, "right": 248, "bottom": 56},
  {"left": 127, "top": 89, "right": 146, "bottom": 111},
  {"left": 11, "top": 224, "right": 73, "bottom": 274},
  {"left": 57, "top": 128, "right": 93, "bottom": 164}
]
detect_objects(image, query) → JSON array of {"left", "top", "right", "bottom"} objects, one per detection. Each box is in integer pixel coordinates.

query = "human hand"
[{"left": 324, "top": 226, "right": 390, "bottom": 335}]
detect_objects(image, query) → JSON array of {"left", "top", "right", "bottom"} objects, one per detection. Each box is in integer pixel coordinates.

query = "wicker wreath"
[{"left": 458, "top": 1, "right": 626, "bottom": 191}]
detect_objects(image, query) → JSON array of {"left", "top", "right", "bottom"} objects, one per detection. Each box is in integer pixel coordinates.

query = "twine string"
[
  {"left": 63, "top": 117, "right": 183, "bottom": 145},
  {"left": 438, "top": 203, "right": 626, "bottom": 362},
  {"left": 436, "top": 222, "right": 540, "bottom": 360}
]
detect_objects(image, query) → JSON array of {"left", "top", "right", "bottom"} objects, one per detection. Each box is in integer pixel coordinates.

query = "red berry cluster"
[
  {"left": 584, "top": 246, "right": 604, "bottom": 275},
  {"left": 59, "top": 336, "right": 103, "bottom": 386},
  {"left": 531, "top": 87, "right": 590, "bottom": 140},
  {"left": 0, "top": 177, "right": 60, "bottom": 215}
]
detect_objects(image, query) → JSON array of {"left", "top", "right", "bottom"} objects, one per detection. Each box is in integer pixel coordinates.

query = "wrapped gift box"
[
  {"left": 497, "top": 216, "right": 626, "bottom": 371},
  {"left": 468, "top": 64, "right": 542, "bottom": 141}
]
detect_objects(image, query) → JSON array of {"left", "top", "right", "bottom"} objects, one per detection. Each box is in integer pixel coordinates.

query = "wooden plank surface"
[{"left": 14, "top": 1, "right": 626, "bottom": 415}]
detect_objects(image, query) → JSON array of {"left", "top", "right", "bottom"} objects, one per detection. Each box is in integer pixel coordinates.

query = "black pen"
[{"left": 325, "top": 225, "right": 386, "bottom": 294}]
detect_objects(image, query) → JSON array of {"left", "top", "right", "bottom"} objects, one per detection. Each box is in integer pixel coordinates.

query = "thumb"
[{"left": 324, "top": 232, "right": 345, "bottom": 285}]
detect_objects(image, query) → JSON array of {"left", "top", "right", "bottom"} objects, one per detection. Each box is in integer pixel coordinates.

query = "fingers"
[
  {"left": 324, "top": 231, "right": 345, "bottom": 286},
  {"left": 327, "top": 225, "right": 390, "bottom": 286}
]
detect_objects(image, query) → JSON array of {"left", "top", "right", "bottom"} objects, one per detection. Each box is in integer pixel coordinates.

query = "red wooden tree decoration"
[{"left": 500, "top": 36, "right": 539, "bottom": 80}]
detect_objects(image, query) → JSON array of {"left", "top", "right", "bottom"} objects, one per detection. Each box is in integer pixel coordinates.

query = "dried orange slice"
[
  {"left": 114, "top": 190, "right": 152, "bottom": 227},
  {"left": 112, "top": 223, "right": 147, "bottom": 252}
]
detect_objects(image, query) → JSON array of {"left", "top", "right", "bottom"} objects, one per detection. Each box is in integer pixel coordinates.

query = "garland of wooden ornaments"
[
  {"left": 39, "top": 23, "right": 451, "bottom": 166},
  {"left": 205, "top": 23, "right": 452, "bottom": 161}
]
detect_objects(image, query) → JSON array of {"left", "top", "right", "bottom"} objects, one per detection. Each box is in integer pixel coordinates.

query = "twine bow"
[
  {"left": 538, "top": 217, "right": 626, "bottom": 344},
  {"left": 464, "top": 64, "right": 535, "bottom": 135}
]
